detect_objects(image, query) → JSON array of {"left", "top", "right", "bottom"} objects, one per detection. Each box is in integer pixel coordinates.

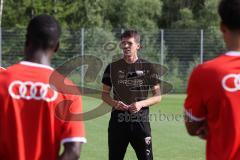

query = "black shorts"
[{"left": 108, "top": 115, "right": 153, "bottom": 160}]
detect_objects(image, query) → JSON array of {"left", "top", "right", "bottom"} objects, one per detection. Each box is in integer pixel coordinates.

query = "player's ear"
[
  {"left": 220, "top": 22, "right": 227, "bottom": 34},
  {"left": 137, "top": 43, "right": 141, "bottom": 50},
  {"left": 54, "top": 41, "right": 60, "bottom": 53}
]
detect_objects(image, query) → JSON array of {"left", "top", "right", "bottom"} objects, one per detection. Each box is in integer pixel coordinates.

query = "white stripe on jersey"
[
  {"left": 20, "top": 61, "right": 54, "bottom": 70},
  {"left": 225, "top": 51, "right": 240, "bottom": 56},
  {"left": 61, "top": 137, "right": 87, "bottom": 144},
  {"left": 184, "top": 108, "right": 206, "bottom": 122}
]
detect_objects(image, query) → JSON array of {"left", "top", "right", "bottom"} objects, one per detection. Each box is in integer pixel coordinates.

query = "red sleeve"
[
  {"left": 54, "top": 77, "right": 86, "bottom": 144},
  {"left": 59, "top": 95, "right": 86, "bottom": 144},
  {"left": 184, "top": 65, "right": 207, "bottom": 121}
]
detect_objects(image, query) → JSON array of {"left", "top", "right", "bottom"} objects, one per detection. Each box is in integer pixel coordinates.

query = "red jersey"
[
  {"left": 0, "top": 61, "right": 86, "bottom": 160},
  {"left": 184, "top": 51, "right": 240, "bottom": 160},
  {"left": 0, "top": 67, "right": 5, "bottom": 71}
]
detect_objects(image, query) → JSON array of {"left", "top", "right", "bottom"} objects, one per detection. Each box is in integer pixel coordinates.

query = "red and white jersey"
[
  {"left": 184, "top": 51, "right": 240, "bottom": 160},
  {"left": 0, "top": 66, "right": 5, "bottom": 71},
  {"left": 0, "top": 61, "right": 86, "bottom": 160}
]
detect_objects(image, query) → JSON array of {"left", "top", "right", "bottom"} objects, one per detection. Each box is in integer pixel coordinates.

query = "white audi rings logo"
[
  {"left": 8, "top": 81, "right": 58, "bottom": 102},
  {"left": 222, "top": 74, "right": 240, "bottom": 92}
]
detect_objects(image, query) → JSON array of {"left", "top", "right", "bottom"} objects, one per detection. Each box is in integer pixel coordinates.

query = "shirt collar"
[
  {"left": 225, "top": 51, "right": 240, "bottom": 56},
  {"left": 20, "top": 61, "right": 54, "bottom": 70}
]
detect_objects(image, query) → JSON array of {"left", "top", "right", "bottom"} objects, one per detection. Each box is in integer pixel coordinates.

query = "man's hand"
[
  {"left": 115, "top": 101, "right": 129, "bottom": 111},
  {"left": 129, "top": 102, "right": 143, "bottom": 113}
]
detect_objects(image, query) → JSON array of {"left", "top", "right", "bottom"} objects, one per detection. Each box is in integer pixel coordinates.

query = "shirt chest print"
[
  {"left": 117, "top": 69, "right": 145, "bottom": 86},
  {"left": 117, "top": 70, "right": 145, "bottom": 79},
  {"left": 118, "top": 70, "right": 125, "bottom": 79}
]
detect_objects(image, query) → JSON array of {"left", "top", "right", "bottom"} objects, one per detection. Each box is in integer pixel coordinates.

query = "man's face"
[{"left": 120, "top": 37, "right": 140, "bottom": 56}]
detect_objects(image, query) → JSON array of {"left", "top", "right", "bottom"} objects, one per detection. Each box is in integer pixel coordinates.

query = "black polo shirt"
[{"left": 102, "top": 58, "right": 159, "bottom": 122}]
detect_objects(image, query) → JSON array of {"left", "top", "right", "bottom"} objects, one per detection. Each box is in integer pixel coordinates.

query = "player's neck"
[
  {"left": 227, "top": 44, "right": 240, "bottom": 52},
  {"left": 123, "top": 54, "right": 138, "bottom": 64},
  {"left": 24, "top": 50, "right": 52, "bottom": 66},
  {"left": 225, "top": 33, "right": 240, "bottom": 51}
]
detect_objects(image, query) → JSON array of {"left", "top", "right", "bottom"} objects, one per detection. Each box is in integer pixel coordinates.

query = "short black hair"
[
  {"left": 26, "top": 14, "right": 61, "bottom": 50},
  {"left": 120, "top": 30, "right": 140, "bottom": 43},
  {"left": 218, "top": 0, "right": 240, "bottom": 31}
]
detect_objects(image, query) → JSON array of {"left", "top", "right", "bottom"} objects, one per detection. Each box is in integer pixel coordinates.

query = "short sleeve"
[
  {"left": 102, "top": 64, "right": 112, "bottom": 87},
  {"left": 184, "top": 66, "right": 207, "bottom": 122},
  {"left": 59, "top": 96, "right": 87, "bottom": 144},
  {"left": 148, "top": 63, "right": 160, "bottom": 87}
]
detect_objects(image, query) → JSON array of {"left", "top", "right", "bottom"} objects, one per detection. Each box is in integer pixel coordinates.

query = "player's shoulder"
[
  {"left": 138, "top": 58, "right": 150, "bottom": 63},
  {"left": 197, "top": 54, "right": 227, "bottom": 70},
  {"left": 49, "top": 70, "right": 81, "bottom": 97},
  {"left": 105, "top": 59, "right": 125, "bottom": 70},
  {"left": 0, "top": 64, "right": 19, "bottom": 75},
  {"left": 136, "top": 58, "right": 157, "bottom": 67},
  {"left": 190, "top": 54, "right": 229, "bottom": 80},
  {"left": 0, "top": 64, "right": 23, "bottom": 83},
  {"left": 136, "top": 58, "right": 158, "bottom": 71},
  {"left": 0, "top": 66, "right": 6, "bottom": 71},
  {"left": 110, "top": 58, "right": 124, "bottom": 65},
  {"left": 5, "top": 63, "right": 21, "bottom": 71},
  {"left": 0, "top": 68, "right": 12, "bottom": 85}
]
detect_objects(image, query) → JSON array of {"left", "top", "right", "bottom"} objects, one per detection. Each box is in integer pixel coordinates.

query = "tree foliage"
[
  {"left": 1, "top": 0, "right": 224, "bottom": 93},
  {"left": 2, "top": 0, "right": 221, "bottom": 30}
]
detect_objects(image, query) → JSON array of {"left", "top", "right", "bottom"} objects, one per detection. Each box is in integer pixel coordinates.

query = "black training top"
[{"left": 102, "top": 58, "right": 160, "bottom": 122}]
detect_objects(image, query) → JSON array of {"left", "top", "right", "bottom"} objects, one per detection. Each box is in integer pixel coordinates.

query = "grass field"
[{"left": 79, "top": 94, "right": 205, "bottom": 160}]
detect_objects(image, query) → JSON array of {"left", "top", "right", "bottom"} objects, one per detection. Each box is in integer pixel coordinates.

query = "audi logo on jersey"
[
  {"left": 8, "top": 81, "right": 58, "bottom": 102},
  {"left": 222, "top": 74, "right": 240, "bottom": 92}
]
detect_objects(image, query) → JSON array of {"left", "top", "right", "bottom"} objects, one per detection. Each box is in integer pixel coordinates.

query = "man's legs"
[
  {"left": 108, "top": 121, "right": 129, "bottom": 160},
  {"left": 130, "top": 122, "right": 153, "bottom": 160}
]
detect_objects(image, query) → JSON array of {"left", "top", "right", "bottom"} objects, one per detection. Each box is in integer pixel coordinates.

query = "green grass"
[{"left": 78, "top": 94, "right": 205, "bottom": 160}]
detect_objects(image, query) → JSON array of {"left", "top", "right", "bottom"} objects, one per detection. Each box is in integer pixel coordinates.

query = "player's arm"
[
  {"left": 129, "top": 84, "right": 161, "bottom": 113},
  {"left": 139, "top": 84, "right": 161, "bottom": 107},
  {"left": 58, "top": 142, "right": 82, "bottom": 160},
  {"left": 101, "top": 84, "right": 117, "bottom": 107},
  {"left": 184, "top": 66, "right": 207, "bottom": 139},
  {"left": 137, "top": 84, "right": 162, "bottom": 107},
  {"left": 101, "top": 84, "right": 128, "bottom": 111}
]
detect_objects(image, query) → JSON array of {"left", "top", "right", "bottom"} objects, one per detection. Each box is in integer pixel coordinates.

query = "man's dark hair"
[
  {"left": 26, "top": 14, "right": 61, "bottom": 50},
  {"left": 120, "top": 30, "right": 140, "bottom": 43},
  {"left": 218, "top": 0, "right": 240, "bottom": 31}
]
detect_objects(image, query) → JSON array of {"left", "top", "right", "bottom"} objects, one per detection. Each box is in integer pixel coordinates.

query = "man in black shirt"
[{"left": 102, "top": 30, "right": 161, "bottom": 160}]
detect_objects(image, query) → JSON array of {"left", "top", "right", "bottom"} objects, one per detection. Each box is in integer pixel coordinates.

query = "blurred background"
[
  {"left": 0, "top": 0, "right": 224, "bottom": 93},
  {"left": 0, "top": 1, "right": 223, "bottom": 159}
]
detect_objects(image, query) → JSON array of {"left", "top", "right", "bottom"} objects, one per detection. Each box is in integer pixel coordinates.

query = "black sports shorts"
[{"left": 108, "top": 118, "right": 153, "bottom": 160}]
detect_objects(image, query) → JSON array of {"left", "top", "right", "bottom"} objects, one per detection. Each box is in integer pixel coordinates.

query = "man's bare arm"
[
  {"left": 101, "top": 84, "right": 128, "bottom": 111},
  {"left": 129, "top": 84, "right": 161, "bottom": 113},
  {"left": 140, "top": 84, "right": 161, "bottom": 107},
  {"left": 58, "top": 142, "right": 82, "bottom": 160}
]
